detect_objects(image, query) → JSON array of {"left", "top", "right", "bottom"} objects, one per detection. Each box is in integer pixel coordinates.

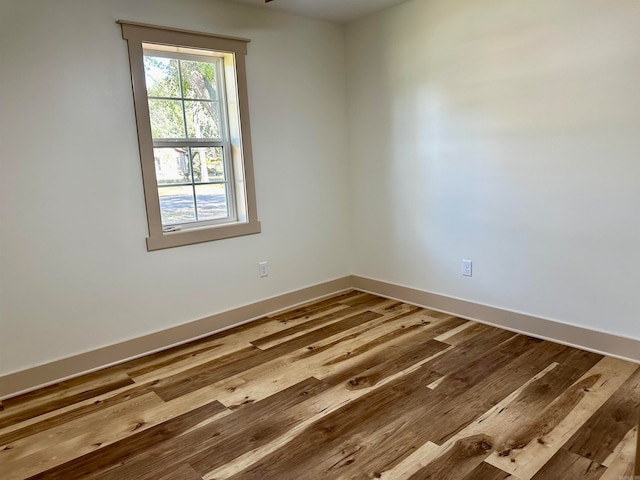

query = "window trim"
[{"left": 118, "top": 21, "right": 261, "bottom": 251}]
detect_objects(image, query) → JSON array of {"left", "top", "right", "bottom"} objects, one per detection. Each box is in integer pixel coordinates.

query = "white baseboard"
[
  {"left": 0, "top": 277, "right": 353, "bottom": 400},
  {"left": 3, "top": 274, "right": 638, "bottom": 400},
  {"left": 351, "top": 275, "right": 640, "bottom": 365}
]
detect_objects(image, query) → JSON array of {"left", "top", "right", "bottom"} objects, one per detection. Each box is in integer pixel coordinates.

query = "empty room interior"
[{"left": 1, "top": 0, "right": 639, "bottom": 478}]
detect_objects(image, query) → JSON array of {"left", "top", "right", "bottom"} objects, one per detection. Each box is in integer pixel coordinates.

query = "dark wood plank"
[
  {"left": 552, "top": 347, "right": 603, "bottom": 372},
  {"left": 424, "top": 327, "right": 518, "bottom": 377},
  {"left": 460, "top": 462, "right": 513, "bottom": 480},
  {"left": 531, "top": 448, "right": 606, "bottom": 480},
  {"left": 407, "top": 434, "right": 494, "bottom": 480}
]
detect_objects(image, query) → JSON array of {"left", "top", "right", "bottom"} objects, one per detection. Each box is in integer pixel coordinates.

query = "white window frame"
[{"left": 119, "top": 21, "right": 261, "bottom": 251}]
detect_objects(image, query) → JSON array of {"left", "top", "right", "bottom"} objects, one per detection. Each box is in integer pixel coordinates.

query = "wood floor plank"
[
  {"left": 263, "top": 310, "right": 384, "bottom": 355},
  {"left": 267, "top": 290, "right": 363, "bottom": 322},
  {"left": 129, "top": 306, "right": 356, "bottom": 384},
  {"left": 128, "top": 292, "right": 364, "bottom": 383},
  {"left": 222, "top": 366, "right": 443, "bottom": 480},
  {"left": 433, "top": 321, "right": 475, "bottom": 344},
  {"left": 218, "top": 309, "right": 446, "bottom": 407},
  {"left": 336, "top": 292, "right": 385, "bottom": 308},
  {"left": 460, "top": 462, "right": 515, "bottom": 480},
  {"left": 156, "top": 463, "right": 202, "bottom": 480},
  {"left": 0, "top": 369, "right": 134, "bottom": 429},
  {"left": 0, "top": 383, "right": 154, "bottom": 447},
  {"left": 321, "top": 339, "right": 598, "bottom": 479},
  {"left": 320, "top": 317, "right": 465, "bottom": 388},
  {"left": 250, "top": 304, "right": 361, "bottom": 349},
  {"left": 327, "top": 338, "right": 450, "bottom": 390},
  {"left": 24, "top": 399, "right": 226, "bottom": 480},
  {"left": 434, "top": 322, "right": 499, "bottom": 347},
  {"left": 599, "top": 425, "right": 638, "bottom": 479},
  {"left": 90, "top": 377, "right": 330, "bottom": 480},
  {"left": 394, "top": 362, "right": 585, "bottom": 480},
  {"left": 427, "top": 335, "right": 543, "bottom": 399},
  {"left": 144, "top": 307, "right": 451, "bottom": 415},
  {"left": 406, "top": 434, "right": 495, "bottom": 480},
  {"left": 377, "top": 441, "right": 442, "bottom": 480},
  {"left": 423, "top": 327, "right": 518, "bottom": 378},
  {"left": 485, "top": 356, "right": 639, "bottom": 479},
  {"left": 124, "top": 341, "right": 226, "bottom": 378},
  {"left": 552, "top": 347, "right": 603, "bottom": 372},
  {"left": 2, "top": 392, "right": 166, "bottom": 479},
  {"left": 530, "top": 448, "right": 606, "bottom": 480},
  {"left": 150, "top": 346, "right": 266, "bottom": 402},
  {"left": 322, "top": 314, "right": 462, "bottom": 367},
  {"left": 369, "top": 300, "right": 418, "bottom": 315},
  {"left": 290, "top": 306, "right": 424, "bottom": 363},
  {"left": 2, "top": 291, "right": 639, "bottom": 480},
  {"left": 564, "top": 366, "right": 640, "bottom": 464},
  {"left": 202, "top": 346, "right": 451, "bottom": 480},
  {"left": 151, "top": 310, "right": 384, "bottom": 402},
  {"left": 221, "top": 335, "right": 554, "bottom": 480}
]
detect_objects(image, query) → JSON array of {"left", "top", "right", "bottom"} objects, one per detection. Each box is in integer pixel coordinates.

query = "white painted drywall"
[
  {"left": 0, "top": 0, "right": 351, "bottom": 374},
  {"left": 345, "top": 0, "right": 640, "bottom": 339}
]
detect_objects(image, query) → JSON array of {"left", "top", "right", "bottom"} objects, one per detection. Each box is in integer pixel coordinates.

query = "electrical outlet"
[
  {"left": 259, "top": 261, "right": 269, "bottom": 278},
  {"left": 462, "top": 259, "right": 472, "bottom": 277}
]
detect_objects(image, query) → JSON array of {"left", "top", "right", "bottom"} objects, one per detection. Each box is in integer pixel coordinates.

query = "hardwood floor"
[{"left": 1, "top": 290, "right": 638, "bottom": 480}]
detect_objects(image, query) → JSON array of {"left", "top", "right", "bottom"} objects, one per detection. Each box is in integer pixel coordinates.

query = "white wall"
[
  {"left": 346, "top": 0, "right": 640, "bottom": 339},
  {"left": 0, "top": 0, "right": 351, "bottom": 375}
]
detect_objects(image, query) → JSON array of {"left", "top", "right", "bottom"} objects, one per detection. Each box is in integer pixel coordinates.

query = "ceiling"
[{"left": 222, "top": 0, "right": 408, "bottom": 23}]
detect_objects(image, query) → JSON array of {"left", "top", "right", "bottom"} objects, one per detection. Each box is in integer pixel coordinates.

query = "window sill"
[{"left": 146, "top": 220, "right": 261, "bottom": 251}]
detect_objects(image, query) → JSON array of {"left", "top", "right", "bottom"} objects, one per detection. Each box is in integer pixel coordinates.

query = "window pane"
[
  {"left": 158, "top": 185, "right": 196, "bottom": 226},
  {"left": 148, "top": 99, "right": 186, "bottom": 139},
  {"left": 180, "top": 60, "right": 218, "bottom": 100},
  {"left": 185, "top": 100, "right": 221, "bottom": 139},
  {"left": 144, "top": 56, "right": 181, "bottom": 98},
  {"left": 195, "top": 183, "right": 229, "bottom": 220},
  {"left": 190, "top": 147, "right": 225, "bottom": 183},
  {"left": 154, "top": 148, "right": 191, "bottom": 184}
]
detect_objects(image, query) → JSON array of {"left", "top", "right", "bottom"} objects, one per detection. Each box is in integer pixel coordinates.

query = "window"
[{"left": 119, "top": 21, "right": 260, "bottom": 250}]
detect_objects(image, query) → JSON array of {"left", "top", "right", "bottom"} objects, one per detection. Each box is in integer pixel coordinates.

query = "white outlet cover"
[
  {"left": 259, "top": 261, "right": 269, "bottom": 277},
  {"left": 462, "top": 260, "right": 472, "bottom": 277}
]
